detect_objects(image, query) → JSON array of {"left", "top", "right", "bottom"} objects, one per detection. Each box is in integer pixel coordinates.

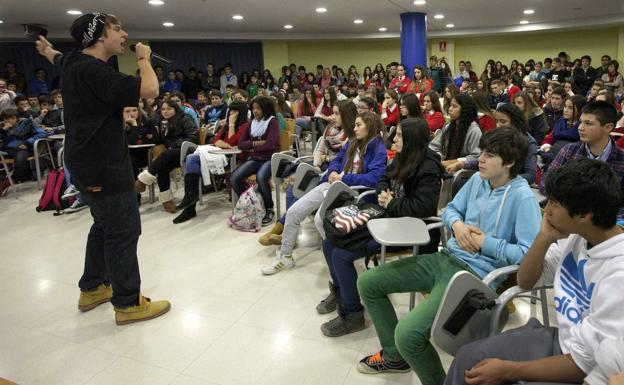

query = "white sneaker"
[
  {"left": 261, "top": 252, "right": 294, "bottom": 275},
  {"left": 62, "top": 185, "right": 80, "bottom": 200},
  {"left": 65, "top": 199, "right": 88, "bottom": 214}
]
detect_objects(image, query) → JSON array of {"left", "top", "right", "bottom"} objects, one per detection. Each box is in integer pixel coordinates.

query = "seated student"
[
  {"left": 356, "top": 96, "right": 377, "bottom": 115},
  {"left": 261, "top": 111, "right": 387, "bottom": 275},
  {"left": 135, "top": 100, "right": 198, "bottom": 213},
  {"left": 399, "top": 93, "right": 424, "bottom": 120},
  {"left": 388, "top": 64, "right": 411, "bottom": 95},
  {"left": 540, "top": 95, "right": 587, "bottom": 162},
  {"left": 14, "top": 95, "right": 36, "bottom": 119},
  {"left": 381, "top": 89, "right": 400, "bottom": 128},
  {"left": 429, "top": 93, "right": 482, "bottom": 171},
  {"left": 445, "top": 158, "right": 624, "bottom": 385},
  {"left": 295, "top": 87, "right": 319, "bottom": 137},
  {"left": 259, "top": 100, "right": 357, "bottom": 246},
  {"left": 35, "top": 94, "right": 64, "bottom": 133},
  {"left": 356, "top": 127, "right": 541, "bottom": 383},
  {"left": 174, "top": 101, "right": 250, "bottom": 224},
  {"left": 410, "top": 65, "right": 433, "bottom": 100},
  {"left": 163, "top": 70, "right": 182, "bottom": 93},
  {"left": 314, "top": 86, "right": 338, "bottom": 136},
  {"left": 448, "top": 103, "right": 538, "bottom": 185},
  {"left": 511, "top": 91, "right": 548, "bottom": 144},
  {"left": 202, "top": 90, "right": 228, "bottom": 137},
  {"left": 0, "top": 108, "right": 47, "bottom": 182},
  {"left": 540, "top": 101, "right": 624, "bottom": 223},
  {"left": 586, "top": 337, "right": 624, "bottom": 385},
  {"left": 544, "top": 86, "right": 567, "bottom": 132},
  {"left": 472, "top": 91, "right": 496, "bottom": 132},
  {"left": 488, "top": 79, "right": 509, "bottom": 109},
  {"left": 169, "top": 91, "right": 200, "bottom": 128},
  {"left": 587, "top": 80, "right": 604, "bottom": 102},
  {"left": 231, "top": 96, "right": 280, "bottom": 225},
  {"left": 422, "top": 90, "right": 446, "bottom": 135},
  {"left": 124, "top": 105, "right": 157, "bottom": 178},
  {"left": 274, "top": 91, "right": 293, "bottom": 119},
  {"left": 502, "top": 76, "right": 521, "bottom": 102},
  {"left": 319, "top": 118, "right": 444, "bottom": 337}
]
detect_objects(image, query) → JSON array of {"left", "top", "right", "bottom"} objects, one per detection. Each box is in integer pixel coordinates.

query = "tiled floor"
[{"left": 0, "top": 182, "right": 554, "bottom": 385}]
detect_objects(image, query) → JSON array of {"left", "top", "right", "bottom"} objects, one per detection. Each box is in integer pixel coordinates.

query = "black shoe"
[
  {"left": 176, "top": 174, "right": 200, "bottom": 210},
  {"left": 357, "top": 350, "right": 411, "bottom": 374},
  {"left": 173, "top": 205, "right": 197, "bottom": 224},
  {"left": 320, "top": 309, "right": 365, "bottom": 337},
  {"left": 316, "top": 281, "right": 339, "bottom": 314},
  {"left": 261, "top": 209, "right": 275, "bottom": 226}
]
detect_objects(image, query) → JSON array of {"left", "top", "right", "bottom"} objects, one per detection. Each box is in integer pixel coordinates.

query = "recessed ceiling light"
[
  {"left": 353, "top": 19, "right": 363, "bottom": 24},
  {"left": 413, "top": 0, "right": 426, "bottom": 4},
  {"left": 315, "top": 7, "right": 327, "bottom": 13},
  {"left": 378, "top": 27, "right": 387, "bottom": 31},
  {"left": 446, "top": 23, "right": 454, "bottom": 28},
  {"left": 523, "top": 9, "right": 535, "bottom": 14},
  {"left": 519, "top": 20, "right": 529, "bottom": 24},
  {"left": 232, "top": 15, "right": 244, "bottom": 20},
  {"left": 148, "top": 0, "right": 164, "bottom": 5},
  {"left": 284, "top": 24, "right": 293, "bottom": 29},
  {"left": 162, "top": 21, "right": 174, "bottom": 27},
  {"left": 67, "top": 10, "right": 82, "bottom": 15},
  {"left": 434, "top": 14, "right": 444, "bottom": 19},
  {"left": 0, "top": 20, "right": 4, "bottom": 24}
]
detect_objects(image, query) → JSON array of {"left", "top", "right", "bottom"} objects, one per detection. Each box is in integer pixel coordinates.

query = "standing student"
[
  {"left": 445, "top": 158, "right": 624, "bottom": 385},
  {"left": 356, "top": 127, "right": 540, "bottom": 383},
  {"left": 35, "top": 13, "right": 170, "bottom": 324}
]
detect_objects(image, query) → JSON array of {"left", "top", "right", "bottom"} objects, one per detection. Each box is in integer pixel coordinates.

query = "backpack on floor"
[
  {"left": 228, "top": 185, "right": 265, "bottom": 232},
  {"left": 36, "top": 168, "right": 70, "bottom": 214}
]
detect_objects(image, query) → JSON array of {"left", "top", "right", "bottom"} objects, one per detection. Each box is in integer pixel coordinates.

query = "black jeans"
[
  {"left": 79, "top": 189, "right": 142, "bottom": 308},
  {"left": 148, "top": 148, "right": 181, "bottom": 191},
  {"left": 8, "top": 149, "right": 32, "bottom": 182}
]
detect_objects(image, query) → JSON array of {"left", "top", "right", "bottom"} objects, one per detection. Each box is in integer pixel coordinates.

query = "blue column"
[{"left": 400, "top": 12, "right": 427, "bottom": 76}]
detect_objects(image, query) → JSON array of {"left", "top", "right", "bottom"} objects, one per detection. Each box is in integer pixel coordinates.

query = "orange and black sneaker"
[{"left": 357, "top": 350, "right": 411, "bottom": 374}]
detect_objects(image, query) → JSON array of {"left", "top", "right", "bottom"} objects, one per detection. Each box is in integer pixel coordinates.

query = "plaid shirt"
[{"left": 540, "top": 139, "right": 624, "bottom": 221}]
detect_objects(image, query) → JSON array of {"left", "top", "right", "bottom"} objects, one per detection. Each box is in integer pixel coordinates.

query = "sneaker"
[
  {"left": 62, "top": 185, "right": 80, "bottom": 200},
  {"left": 357, "top": 350, "right": 411, "bottom": 374},
  {"left": 65, "top": 200, "right": 88, "bottom": 214},
  {"left": 114, "top": 295, "right": 171, "bottom": 325},
  {"left": 78, "top": 283, "right": 113, "bottom": 312},
  {"left": 316, "top": 281, "right": 338, "bottom": 314},
  {"left": 320, "top": 310, "right": 365, "bottom": 337},
  {"left": 261, "top": 251, "right": 294, "bottom": 275},
  {"left": 261, "top": 209, "right": 275, "bottom": 227}
]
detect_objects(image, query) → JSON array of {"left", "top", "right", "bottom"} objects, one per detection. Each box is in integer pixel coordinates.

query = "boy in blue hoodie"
[
  {"left": 0, "top": 108, "right": 47, "bottom": 181},
  {"left": 356, "top": 127, "right": 541, "bottom": 385},
  {"left": 445, "top": 159, "right": 624, "bottom": 385}
]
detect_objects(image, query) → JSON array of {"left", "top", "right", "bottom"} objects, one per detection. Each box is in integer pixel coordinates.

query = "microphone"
[{"left": 130, "top": 44, "right": 172, "bottom": 65}]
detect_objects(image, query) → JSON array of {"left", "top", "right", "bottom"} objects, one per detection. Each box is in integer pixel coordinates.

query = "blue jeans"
[
  {"left": 79, "top": 189, "right": 142, "bottom": 308},
  {"left": 279, "top": 184, "right": 298, "bottom": 224},
  {"left": 231, "top": 158, "right": 273, "bottom": 209},
  {"left": 322, "top": 238, "right": 380, "bottom": 314}
]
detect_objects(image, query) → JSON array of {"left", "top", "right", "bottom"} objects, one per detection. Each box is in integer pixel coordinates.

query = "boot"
[
  {"left": 176, "top": 173, "right": 200, "bottom": 210},
  {"left": 321, "top": 309, "right": 366, "bottom": 337},
  {"left": 173, "top": 205, "right": 197, "bottom": 224},
  {"left": 258, "top": 222, "right": 284, "bottom": 246},
  {"left": 78, "top": 283, "right": 113, "bottom": 312},
  {"left": 136, "top": 170, "right": 156, "bottom": 193},
  {"left": 316, "top": 281, "right": 339, "bottom": 314},
  {"left": 114, "top": 295, "right": 171, "bottom": 325},
  {"left": 159, "top": 190, "right": 177, "bottom": 213}
]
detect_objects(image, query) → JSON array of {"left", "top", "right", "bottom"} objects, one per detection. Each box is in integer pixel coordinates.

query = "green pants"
[{"left": 357, "top": 250, "right": 472, "bottom": 385}]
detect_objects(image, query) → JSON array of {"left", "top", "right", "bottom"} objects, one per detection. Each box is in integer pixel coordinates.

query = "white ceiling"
[{"left": 0, "top": 0, "right": 623, "bottom": 40}]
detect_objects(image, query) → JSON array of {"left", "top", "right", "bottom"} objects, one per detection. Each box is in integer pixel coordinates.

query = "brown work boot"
[
  {"left": 136, "top": 170, "right": 156, "bottom": 193},
  {"left": 78, "top": 284, "right": 113, "bottom": 312},
  {"left": 258, "top": 222, "right": 284, "bottom": 246},
  {"left": 135, "top": 180, "right": 147, "bottom": 193},
  {"left": 114, "top": 295, "right": 171, "bottom": 325},
  {"left": 267, "top": 234, "right": 282, "bottom": 245}
]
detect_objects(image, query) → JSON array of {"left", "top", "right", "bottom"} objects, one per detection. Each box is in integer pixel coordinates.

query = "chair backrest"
[
  {"left": 431, "top": 271, "right": 499, "bottom": 356},
  {"left": 290, "top": 100, "right": 300, "bottom": 118},
  {"left": 279, "top": 118, "right": 297, "bottom": 152},
  {"left": 198, "top": 125, "right": 207, "bottom": 145},
  {"left": 179, "top": 141, "right": 198, "bottom": 169}
]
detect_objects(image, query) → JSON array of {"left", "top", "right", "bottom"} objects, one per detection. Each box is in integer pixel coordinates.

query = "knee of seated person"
[
  {"left": 356, "top": 269, "right": 376, "bottom": 295},
  {"left": 394, "top": 320, "right": 427, "bottom": 356}
]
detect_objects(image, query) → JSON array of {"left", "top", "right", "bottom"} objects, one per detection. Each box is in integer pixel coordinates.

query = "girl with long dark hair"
[
  {"left": 317, "top": 117, "right": 444, "bottom": 337},
  {"left": 422, "top": 90, "right": 445, "bottom": 134}
]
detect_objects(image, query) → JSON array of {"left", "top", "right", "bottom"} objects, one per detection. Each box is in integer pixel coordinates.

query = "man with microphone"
[{"left": 36, "top": 13, "right": 170, "bottom": 325}]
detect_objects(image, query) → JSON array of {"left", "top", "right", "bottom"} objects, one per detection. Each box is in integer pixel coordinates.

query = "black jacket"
[
  {"left": 156, "top": 112, "right": 198, "bottom": 149},
  {"left": 376, "top": 148, "right": 444, "bottom": 218},
  {"left": 573, "top": 66, "right": 597, "bottom": 96},
  {"left": 528, "top": 111, "right": 549, "bottom": 144},
  {"left": 543, "top": 104, "right": 563, "bottom": 132}
]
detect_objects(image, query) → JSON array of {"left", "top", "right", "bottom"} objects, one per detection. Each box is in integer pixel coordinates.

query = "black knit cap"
[{"left": 70, "top": 13, "right": 108, "bottom": 48}]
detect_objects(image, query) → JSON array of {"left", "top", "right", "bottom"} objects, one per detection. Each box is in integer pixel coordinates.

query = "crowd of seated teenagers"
[{"left": 3, "top": 58, "right": 624, "bottom": 385}]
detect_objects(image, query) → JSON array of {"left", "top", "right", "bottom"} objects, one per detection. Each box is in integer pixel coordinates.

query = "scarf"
[{"left": 250, "top": 116, "right": 273, "bottom": 138}]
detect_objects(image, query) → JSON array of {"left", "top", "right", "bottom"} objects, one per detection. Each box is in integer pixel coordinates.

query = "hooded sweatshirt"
[
  {"left": 442, "top": 172, "right": 541, "bottom": 278},
  {"left": 322, "top": 135, "right": 387, "bottom": 187},
  {"left": 535, "top": 233, "right": 624, "bottom": 376}
]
